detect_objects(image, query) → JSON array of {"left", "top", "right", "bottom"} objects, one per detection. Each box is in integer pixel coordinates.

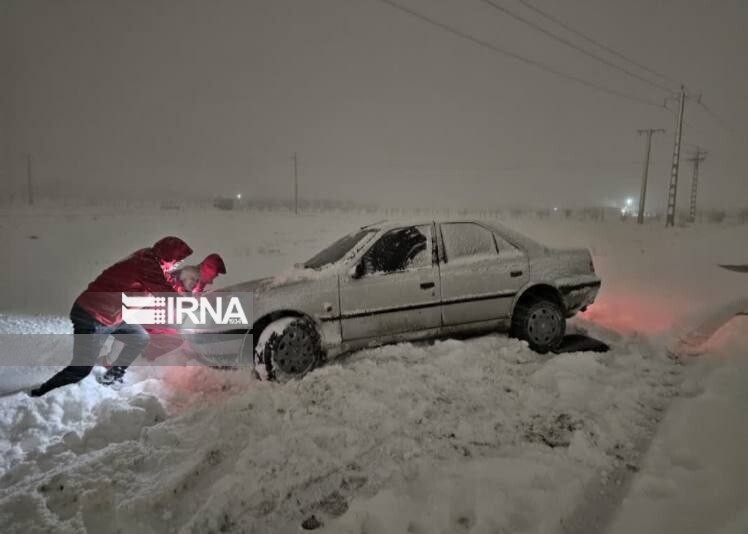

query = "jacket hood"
[
  {"left": 152, "top": 236, "right": 193, "bottom": 262},
  {"left": 200, "top": 253, "right": 227, "bottom": 282}
]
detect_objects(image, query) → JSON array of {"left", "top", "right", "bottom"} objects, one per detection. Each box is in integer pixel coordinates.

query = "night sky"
[{"left": 2, "top": 0, "right": 746, "bottom": 209}]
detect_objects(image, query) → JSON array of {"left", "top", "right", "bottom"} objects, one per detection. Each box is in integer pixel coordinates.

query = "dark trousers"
[{"left": 34, "top": 304, "right": 150, "bottom": 395}]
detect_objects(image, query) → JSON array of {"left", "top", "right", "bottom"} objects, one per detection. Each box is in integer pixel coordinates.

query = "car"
[{"left": 191, "top": 220, "right": 601, "bottom": 379}]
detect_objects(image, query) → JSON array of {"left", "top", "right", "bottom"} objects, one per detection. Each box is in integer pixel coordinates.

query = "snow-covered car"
[{"left": 193, "top": 220, "right": 601, "bottom": 378}]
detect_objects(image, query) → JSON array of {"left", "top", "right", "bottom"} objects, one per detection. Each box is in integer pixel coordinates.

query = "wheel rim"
[
  {"left": 527, "top": 306, "right": 562, "bottom": 346},
  {"left": 273, "top": 325, "right": 317, "bottom": 375}
]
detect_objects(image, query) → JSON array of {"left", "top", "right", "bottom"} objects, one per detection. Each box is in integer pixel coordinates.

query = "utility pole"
[
  {"left": 665, "top": 85, "right": 687, "bottom": 227},
  {"left": 685, "top": 147, "right": 707, "bottom": 223},
  {"left": 636, "top": 128, "right": 665, "bottom": 224},
  {"left": 26, "top": 153, "right": 34, "bottom": 206},
  {"left": 292, "top": 152, "right": 298, "bottom": 215}
]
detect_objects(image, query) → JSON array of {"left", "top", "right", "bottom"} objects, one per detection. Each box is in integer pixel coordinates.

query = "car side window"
[
  {"left": 493, "top": 233, "right": 517, "bottom": 253},
  {"left": 361, "top": 225, "right": 432, "bottom": 275},
  {"left": 441, "top": 223, "right": 497, "bottom": 261}
]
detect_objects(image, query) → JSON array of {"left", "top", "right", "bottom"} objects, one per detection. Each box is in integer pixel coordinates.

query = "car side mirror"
[{"left": 349, "top": 262, "right": 364, "bottom": 279}]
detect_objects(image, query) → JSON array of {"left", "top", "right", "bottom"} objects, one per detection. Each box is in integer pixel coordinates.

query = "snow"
[
  {"left": 606, "top": 318, "right": 748, "bottom": 534},
  {"left": 1, "top": 203, "right": 747, "bottom": 532},
  {"left": 0, "top": 328, "right": 673, "bottom": 533}
]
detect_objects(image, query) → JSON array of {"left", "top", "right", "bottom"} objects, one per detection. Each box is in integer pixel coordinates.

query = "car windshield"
[{"left": 303, "top": 229, "right": 374, "bottom": 269}]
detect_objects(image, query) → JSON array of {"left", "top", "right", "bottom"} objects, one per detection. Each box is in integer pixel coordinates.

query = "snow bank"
[
  {"left": 0, "top": 374, "right": 165, "bottom": 481},
  {"left": 0, "top": 328, "right": 675, "bottom": 533},
  {"left": 606, "top": 318, "right": 748, "bottom": 534}
]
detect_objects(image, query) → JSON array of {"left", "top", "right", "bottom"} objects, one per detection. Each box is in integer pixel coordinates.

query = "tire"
[
  {"left": 511, "top": 298, "right": 566, "bottom": 354},
  {"left": 254, "top": 317, "right": 322, "bottom": 381}
]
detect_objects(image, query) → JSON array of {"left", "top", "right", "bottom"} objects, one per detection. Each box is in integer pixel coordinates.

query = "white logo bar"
[{"left": 121, "top": 293, "right": 250, "bottom": 327}]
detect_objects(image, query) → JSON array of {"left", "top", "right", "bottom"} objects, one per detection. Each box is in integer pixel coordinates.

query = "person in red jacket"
[
  {"left": 140, "top": 253, "right": 227, "bottom": 361},
  {"left": 30, "top": 236, "right": 193, "bottom": 397},
  {"left": 194, "top": 253, "right": 227, "bottom": 292},
  {"left": 169, "top": 253, "right": 226, "bottom": 293}
]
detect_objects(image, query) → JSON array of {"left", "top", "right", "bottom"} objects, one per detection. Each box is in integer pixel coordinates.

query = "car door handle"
[
  {"left": 420, "top": 281, "right": 435, "bottom": 289},
  {"left": 510, "top": 270, "right": 523, "bottom": 278}
]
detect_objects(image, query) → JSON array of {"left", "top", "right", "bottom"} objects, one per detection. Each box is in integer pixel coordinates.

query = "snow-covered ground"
[
  {"left": 1, "top": 204, "right": 746, "bottom": 533},
  {"left": 607, "top": 317, "right": 748, "bottom": 534}
]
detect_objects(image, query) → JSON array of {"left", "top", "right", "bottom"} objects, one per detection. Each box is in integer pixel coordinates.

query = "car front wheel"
[
  {"left": 512, "top": 298, "right": 565, "bottom": 353},
  {"left": 254, "top": 317, "right": 322, "bottom": 381}
]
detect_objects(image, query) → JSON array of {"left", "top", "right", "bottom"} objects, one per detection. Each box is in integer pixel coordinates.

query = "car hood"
[
  {"left": 217, "top": 277, "right": 274, "bottom": 294},
  {"left": 216, "top": 266, "right": 338, "bottom": 295}
]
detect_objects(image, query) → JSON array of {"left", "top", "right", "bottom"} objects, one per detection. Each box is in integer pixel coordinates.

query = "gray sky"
[{"left": 2, "top": 0, "right": 747, "bottom": 209}]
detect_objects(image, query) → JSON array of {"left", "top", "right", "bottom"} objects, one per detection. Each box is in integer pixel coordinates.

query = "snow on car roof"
[
  {"left": 363, "top": 218, "right": 486, "bottom": 230},
  {"left": 359, "top": 219, "right": 548, "bottom": 255}
]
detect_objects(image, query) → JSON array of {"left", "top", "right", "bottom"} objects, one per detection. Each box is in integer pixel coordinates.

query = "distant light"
[
  {"left": 621, "top": 208, "right": 627, "bottom": 215},
  {"left": 553, "top": 207, "right": 558, "bottom": 212},
  {"left": 236, "top": 193, "right": 242, "bottom": 200},
  {"left": 626, "top": 197, "right": 633, "bottom": 206}
]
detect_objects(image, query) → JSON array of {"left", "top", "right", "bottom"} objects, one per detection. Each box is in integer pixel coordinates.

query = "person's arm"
[
  {"left": 139, "top": 257, "right": 182, "bottom": 294},
  {"left": 166, "top": 268, "right": 190, "bottom": 294}
]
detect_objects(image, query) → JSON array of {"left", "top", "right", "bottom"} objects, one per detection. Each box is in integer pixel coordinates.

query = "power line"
[
  {"left": 479, "top": 0, "right": 674, "bottom": 94},
  {"left": 373, "top": 0, "right": 665, "bottom": 108},
  {"left": 664, "top": 103, "right": 701, "bottom": 134},
  {"left": 515, "top": 0, "right": 677, "bottom": 87},
  {"left": 667, "top": 96, "right": 741, "bottom": 141},
  {"left": 697, "top": 100, "right": 741, "bottom": 139}
]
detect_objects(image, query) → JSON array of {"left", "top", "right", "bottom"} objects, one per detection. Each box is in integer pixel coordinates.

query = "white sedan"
[{"left": 197, "top": 220, "right": 601, "bottom": 379}]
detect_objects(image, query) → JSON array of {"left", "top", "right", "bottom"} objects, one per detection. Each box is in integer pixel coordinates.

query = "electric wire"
[
  {"left": 515, "top": 0, "right": 678, "bottom": 87},
  {"left": 373, "top": 0, "right": 665, "bottom": 108},
  {"left": 479, "top": 0, "right": 674, "bottom": 94}
]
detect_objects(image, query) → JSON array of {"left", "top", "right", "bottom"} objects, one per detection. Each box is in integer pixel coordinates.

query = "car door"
[
  {"left": 438, "top": 222, "right": 529, "bottom": 326},
  {"left": 339, "top": 224, "right": 441, "bottom": 341}
]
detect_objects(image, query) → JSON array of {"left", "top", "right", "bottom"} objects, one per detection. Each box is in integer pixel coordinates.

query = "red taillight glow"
[{"left": 581, "top": 291, "right": 686, "bottom": 335}]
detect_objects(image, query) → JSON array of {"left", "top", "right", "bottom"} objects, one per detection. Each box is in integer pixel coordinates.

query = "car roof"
[
  {"left": 362, "top": 218, "right": 480, "bottom": 230},
  {"left": 361, "top": 219, "right": 548, "bottom": 255}
]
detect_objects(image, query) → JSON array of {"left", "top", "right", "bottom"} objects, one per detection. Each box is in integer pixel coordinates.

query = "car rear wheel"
[
  {"left": 254, "top": 317, "right": 322, "bottom": 381},
  {"left": 512, "top": 298, "right": 565, "bottom": 353}
]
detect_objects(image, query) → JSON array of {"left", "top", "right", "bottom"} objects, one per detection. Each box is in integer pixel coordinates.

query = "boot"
[
  {"left": 29, "top": 386, "right": 47, "bottom": 397},
  {"left": 97, "top": 366, "right": 127, "bottom": 386}
]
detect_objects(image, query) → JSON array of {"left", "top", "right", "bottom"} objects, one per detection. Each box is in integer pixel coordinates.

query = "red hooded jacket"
[
  {"left": 141, "top": 253, "right": 226, "bottom": 361},
  {"left": 75, "top": 237, "right": 193, "bottom": 326}
]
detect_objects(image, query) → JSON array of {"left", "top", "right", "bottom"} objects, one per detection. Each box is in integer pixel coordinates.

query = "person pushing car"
[
  {"left": 30, "top": 236, "right": 193, "bottom": 396},
  {"left": 139, "top": 253, "right": 227, "bottom": 362}
]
